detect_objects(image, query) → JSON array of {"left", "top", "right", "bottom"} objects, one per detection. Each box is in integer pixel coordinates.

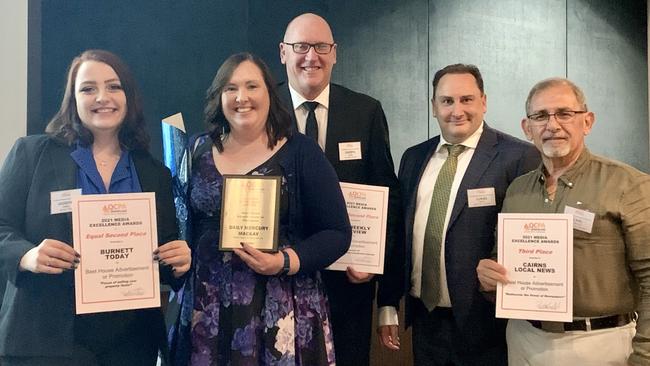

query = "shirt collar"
[
  {"left": 288, "top": 83, "right": 330, "bottom": 110},
  {"left": 436, "top": 121, "right": 484, "bottom": 153},
  {"left": 536, "top": 148, "right": 591, "bottom": 188},
  {"left": 70, "top": 143, "right": 132, "bottom": 194}
]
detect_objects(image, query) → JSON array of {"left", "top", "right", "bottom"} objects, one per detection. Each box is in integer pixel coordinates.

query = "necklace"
[{"left": 95, "top": 155, "right": 119, "bottom": 167}]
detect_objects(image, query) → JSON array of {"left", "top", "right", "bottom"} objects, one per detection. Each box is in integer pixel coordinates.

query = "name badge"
[
  {"left": 564, "top": 205, "right": 595, "bottom": 233},
  {"left": 339, "top": 142, "right": 362, "bottom": 161},
  {"left": 51, "top": 189, "right": 82, "bottom": 214},
  {"left": 467, "top": 187, "right": 496, "bottom": 207}
]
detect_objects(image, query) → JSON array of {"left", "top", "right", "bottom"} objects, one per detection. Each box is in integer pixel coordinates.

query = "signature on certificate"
[
  {"left": 536, "top": 300, "right": 561, "bottom": 310},
  {"left": 122, "top": 287, "right": 145, "bottom": 297}
]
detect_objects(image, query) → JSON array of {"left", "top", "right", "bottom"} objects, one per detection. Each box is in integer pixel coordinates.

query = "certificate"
[
  {"left": 72, "top": 192, "right": 160, "bottom": 314},
  {"left": 327, "top": 182, "right": 389, "bottom": 274},
  {"left": 496, "top": 213, "right": 573, "bottom": 322},
  {"left": 220, "top": 175, "right": 280, "bottom": 251}
]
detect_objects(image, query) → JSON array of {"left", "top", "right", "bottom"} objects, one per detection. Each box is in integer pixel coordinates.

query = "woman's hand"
[
  {"left": 234, "top": 242, "right": 284, "bottom": 275},
  {"left": 155, "top": 240, "right": 191, "bottom": 278},
  {"left": 19, "top": 239, "right": 79, "bottom": 274}
]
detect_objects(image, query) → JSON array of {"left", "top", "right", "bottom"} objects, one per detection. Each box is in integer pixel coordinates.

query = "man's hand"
[
  {"left": 476, "top": 259, "right": 508, "bottom": 292},
  {"left": 346, "top": 266, "right": 375, "bottom": 284},
  {"left": 378, "top": 325, "right": 400, "bottom": 350},
  {"left": 19, "top": 239, "right": 79, "bottom": 274}
]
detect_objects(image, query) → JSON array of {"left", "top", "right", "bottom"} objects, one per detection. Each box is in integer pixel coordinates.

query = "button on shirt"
[
  {"left": 289, "top": 84, "right": 330, "bottom": 151},
  {"left": 501, "top": 148, "right": 650, "bottom": 365}
]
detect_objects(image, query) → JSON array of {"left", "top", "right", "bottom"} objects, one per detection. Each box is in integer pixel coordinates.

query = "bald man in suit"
[{"left": 278, "top": 13, "right": 403, "bottom": 366}]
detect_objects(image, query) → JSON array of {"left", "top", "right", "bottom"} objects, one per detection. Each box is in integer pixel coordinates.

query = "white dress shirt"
[
  {"left": 378, "top": 122, "right": 484, "bottom": 326},
  {"left": 288, "top": 84, "right": 330, "bottom": 151}
]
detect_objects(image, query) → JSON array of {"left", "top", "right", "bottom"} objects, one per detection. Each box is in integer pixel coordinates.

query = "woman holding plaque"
[
  {"left": 0, "top": 49, "right": 191, "bottom": 365},
  {"left": 170, "top": 53, "right": 351, "bottom": 365}
]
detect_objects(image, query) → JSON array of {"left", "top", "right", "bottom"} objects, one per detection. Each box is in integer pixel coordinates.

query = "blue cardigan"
[
  {"left": 189, "top": 132, "right": 352, "bottom": 272},
  {"left": 272, "top": 133, "right": 352, "bottom": 272},
  {"left": 170, "top": 133, "right": 352, "bottom": 365}
]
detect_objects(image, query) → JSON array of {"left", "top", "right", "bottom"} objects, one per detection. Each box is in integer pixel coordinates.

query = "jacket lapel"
[
  {"left": 48, "top": 140, "right": 76, "bottom": 238},
  {"left": 278, "top": 83, "right": 299, "bottom": 134},
  {"left": 132, "top": 151, "right": 155, "bottom": 192},
  {"left": 447, "top": 125, "right": 499, "bottom": 229},
  {"left": 324, "top": 84, "right": 341, "bottom": 159},
  {"left": 405, "top": 137, "right": 440, "bottom": 254}
]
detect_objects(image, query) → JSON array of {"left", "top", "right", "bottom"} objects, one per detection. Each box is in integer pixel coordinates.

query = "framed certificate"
[
  {"left": 327, "top": 182, "right": 389, "bottom": 274},
  {"left": 72, "top": 192, "right": 160, "bottom": 314},
  {"left": 219, "top": 175, "right": 280, "bottom": 252},
  {"left": 496, "top": 213, "right": 573, "bottom": 322}
]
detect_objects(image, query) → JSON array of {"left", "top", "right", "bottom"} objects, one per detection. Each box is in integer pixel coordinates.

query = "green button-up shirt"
[{"left": 502, "top": 148, "right": 650, "bottom": 365}]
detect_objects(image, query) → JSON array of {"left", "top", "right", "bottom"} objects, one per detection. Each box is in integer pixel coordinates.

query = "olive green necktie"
[{"left": 420, "top": 144, "right": 466, "bottom": 311}]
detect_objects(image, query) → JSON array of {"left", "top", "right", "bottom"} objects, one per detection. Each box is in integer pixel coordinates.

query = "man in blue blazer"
[
  {"left": 278, "top": 13, "right": 402, "bottom": 366},
  {"left": 377, "top": 64, "right": 539, "bottom": 365}
]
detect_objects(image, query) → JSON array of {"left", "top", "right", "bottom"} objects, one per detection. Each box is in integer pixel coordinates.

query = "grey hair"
[{"left": 525, "top": 77, "right": 587, "bottom": 114}]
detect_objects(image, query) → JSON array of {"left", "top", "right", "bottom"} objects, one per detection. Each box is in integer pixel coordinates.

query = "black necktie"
[{"left": 303, "top": 101, "right": 319, "bottom": 142}]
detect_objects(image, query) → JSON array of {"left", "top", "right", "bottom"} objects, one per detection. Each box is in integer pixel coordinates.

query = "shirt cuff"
[{"left": 377, "top": 306, "right": 399, "bottom": 326}]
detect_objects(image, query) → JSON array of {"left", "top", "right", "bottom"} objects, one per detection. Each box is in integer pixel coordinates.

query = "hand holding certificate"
[
  {"left": 496, "top": 213, "right": 573, "bottom": 322},
  {"left": 327, "top": 182, "right": 389, "bottom": 274},
  {"left": 72, "top": 192, "right": 160, "bottom": 314}
]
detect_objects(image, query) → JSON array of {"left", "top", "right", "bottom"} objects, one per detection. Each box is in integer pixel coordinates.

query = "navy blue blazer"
[
  {"left": 0, "top": 135, "right": 181, "bottom": 358},
  {"left": 389, "top": 124, "right": 539, "bottom": 347}
]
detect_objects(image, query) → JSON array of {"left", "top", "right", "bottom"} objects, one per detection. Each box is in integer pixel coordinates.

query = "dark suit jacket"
[
  {"left": 391, "top": 125, "right": 539, "bottom": 347},
  {"left": 0, "top": 135, "right": 181, "bottom": 358},
  {"left": 278, "top": 83, "right": 403, "bottom": 309}
]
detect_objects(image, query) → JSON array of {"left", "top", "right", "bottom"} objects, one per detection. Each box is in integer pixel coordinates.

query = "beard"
[{"left": 542, "top": 141, "right": 571, "bottom": 158}]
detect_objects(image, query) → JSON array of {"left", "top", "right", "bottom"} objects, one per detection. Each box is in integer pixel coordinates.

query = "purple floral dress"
[{"left": 188, "top": 139, "right": 336, "bottom": 365}]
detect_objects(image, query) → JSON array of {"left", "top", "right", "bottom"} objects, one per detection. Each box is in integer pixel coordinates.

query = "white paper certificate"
[
  {"left": 327, "top": 182, "right": 388, "bottom": 274},
  {"left": 72, "top": 192, "right": 160, "bottom": 314},
  {"left": 496, "top": 213, "right": 573, "bottom": 322}
]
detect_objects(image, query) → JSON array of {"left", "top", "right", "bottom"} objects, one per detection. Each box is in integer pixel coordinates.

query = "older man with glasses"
[
  {"left": 277, "top": 12, "right": 403, "bottom": 366},
  {"left": 477, "top": 77, "right": 650, "bottom": 366}
]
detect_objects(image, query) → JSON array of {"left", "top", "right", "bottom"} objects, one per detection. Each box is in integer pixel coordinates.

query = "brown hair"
[
  {"left": 45, "top": 49, "right": 149, "bottom": 150},
  {"left": 204, "top": 52, "right": 292, "bottom": 152},
  {"left": 432, "top": 63, "right": 484, "bottom": 99}
]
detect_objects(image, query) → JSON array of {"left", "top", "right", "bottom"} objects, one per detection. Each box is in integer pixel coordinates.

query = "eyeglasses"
[
  {"left": 283, "top": 42, "right": 335, "bottom": 54},
  {"left": 526, "top": 110, "right": 587, "bottom": 125}
]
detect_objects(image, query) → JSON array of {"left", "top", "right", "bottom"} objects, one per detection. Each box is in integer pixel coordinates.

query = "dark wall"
[
  {"left": 29, "top": 0, "right": 648, "bottom": 171},
  {"left": 32, "top": 0, "right": 250, "bottom": 154}
]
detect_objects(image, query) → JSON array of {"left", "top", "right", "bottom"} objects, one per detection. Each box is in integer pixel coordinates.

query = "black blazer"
[
  {"left": 278, "top": 83, "right": 403, "bottom": 307},
  {"left": 0, "top": 135, "right": 180, "bottom": 358},
  {"left": 392, "top": 125, "right": 539, "bottom": 347}
]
